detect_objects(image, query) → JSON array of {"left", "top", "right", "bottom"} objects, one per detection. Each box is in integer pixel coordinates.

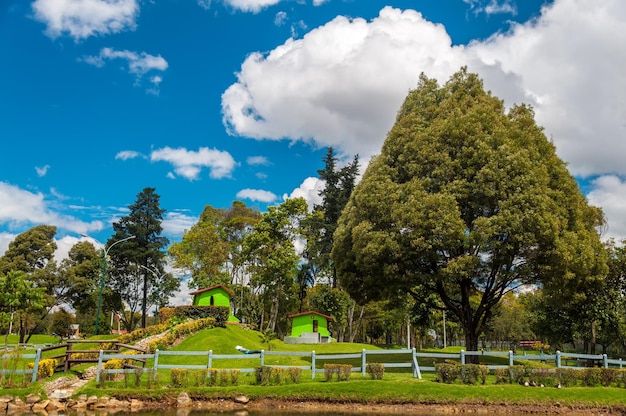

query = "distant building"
[
  {"left": 189, "top": 284, "right": 240, "bottom": 323},
  {"left": 284, "top": 311, "right": 332, "bottom": 344}
]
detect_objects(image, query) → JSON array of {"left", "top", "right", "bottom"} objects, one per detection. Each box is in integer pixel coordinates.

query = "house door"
[{"left": 312, "top": 320, "right": 318, "bottom": 333}]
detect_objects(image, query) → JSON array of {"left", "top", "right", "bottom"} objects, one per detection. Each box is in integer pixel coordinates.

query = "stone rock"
[
  {"left": 50, "top": 389, "right": 71, "bottom": 400},
  {"left": 177, "top": 392, "right": 193, "bottom": 408},
  {"left": 32, "top": 399, "right": 50, "bottom": 411},
  {"left": 7, "top": 401, "right": 25, "bottom": 411},
  {"left": 47, "top": 399, "right": 67, "bottom": 411},
  {"left": 12, "top": 397, "right": 25, "bottom": 407},
  {"left": 78, "top": 394, "right": 87, "bottom": 402},
  {"left": 95, "top": 397, "right": 110, "bottom": 408},
  {"left": 108, "top": 398, "right": 130, "bottom": 408},
  {"left": 70, "top": 399, "right": 87, "bottom": 409},
  {"left": 131, "top": 399, "right": 144, "bottom": 408},
  {"left": 86, "top": 395, "right": 99, "bottom": 407},
  {"left": 234, "top": 395, "right": 250, "bottom": 404},
  {"left": 0, "top": 395, "right": 13, "bottom": 403},
  {"left": 26, "top": 393, "right": 41, "bottom": 404}
]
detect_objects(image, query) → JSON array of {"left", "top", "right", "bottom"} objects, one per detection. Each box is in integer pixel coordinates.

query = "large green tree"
[
  {"left": 0, "top": 270, "right": 46, "bottom": 347},
  {"left": 108, "top": 188, "right": 176, "bottom": 330},
  {"left": 333, "top": 68, "right": 606, "bottom": 353},
  {"left": 169, "top": 201, "right": 260, "bottom": 290},
  {"left": 303, "top": 147, "right": 359, "bottom": 287},
  {"left": 242, "top": 198, "right": 307, "bottom": 335},
  {"left": 0, "top": 225, "right": 59, "bottom": 342}
]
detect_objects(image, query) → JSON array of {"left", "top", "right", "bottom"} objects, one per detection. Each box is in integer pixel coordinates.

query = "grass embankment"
[{"left": 76, "top": 325, "right": 626, "bottom": 411}]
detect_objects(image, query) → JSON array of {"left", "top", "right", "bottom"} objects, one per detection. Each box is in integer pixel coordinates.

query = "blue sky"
[{"left": 2, "top": 0, "right": 626, "bottom": 265}]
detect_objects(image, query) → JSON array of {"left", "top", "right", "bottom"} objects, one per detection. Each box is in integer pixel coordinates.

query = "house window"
[
  {"left": 210, "top": 296, "right": 214, "bottom": 306},
  {"left": 312, "top": 320, "right": 318, "bottom": 333}
]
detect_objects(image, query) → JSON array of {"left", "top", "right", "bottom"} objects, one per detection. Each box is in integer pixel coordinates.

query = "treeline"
[{"left": 1, "top": 69, "right": 625, "bottom": 358}]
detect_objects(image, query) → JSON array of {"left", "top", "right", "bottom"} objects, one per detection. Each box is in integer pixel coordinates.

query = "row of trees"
[
  {"left": 0, "top": 188, "right": 178, "bottom": 342},
  {"left": 1, "top": 68, "right": 625, "bottom": 356}
]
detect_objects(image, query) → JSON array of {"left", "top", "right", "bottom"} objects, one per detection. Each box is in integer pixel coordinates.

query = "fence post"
[
  {"left": 31, "top": 348, "right": 41, "bottom": 383},
  {"left": 508, "top": 350, "right": 513, "bottom": 367},
  {"left": 311, "top": 350, "right": 316, "bottom": 380},
  {"left": 556, "top": 351, "right": 561, "bottom": 368},
  {"left": 260, "top": 350, "right": 265, "bottom": 367},
  {"left": 208, "top": 350, "right": 213, "bottom": 369},
  {"left": 152, "top": 349, "right": 159, "bottom": 380},
  {"left": 603, "top": 354, "right": 608, "bottom": 368},
  {"left": 64, "top": 341, "right": 72, "bottom": 372},
  {"left": 96, "top": 350, "right": 104, "bottom": 383},
  {"left": 362, "top": 349, "right": 367, "bottom": 378},
  {"left": 619, "top": 358, "right": 623, "bottom": 369},
  {"left": 460, "top": 350, "right": 465, "bottom": 365},
  {"left": 412, "top": 347, "right": 422, "bottom": 379}
]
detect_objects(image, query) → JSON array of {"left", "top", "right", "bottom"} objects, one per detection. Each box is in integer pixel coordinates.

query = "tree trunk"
[
  {"left": 141, "top": 272, "right": 148, "bottom": 328},
  {"left": 348, "top": 305, "right": 365, "bottom": 343},
  {"left": 463, "top": 327, "right": 480, "bottom": 363}
]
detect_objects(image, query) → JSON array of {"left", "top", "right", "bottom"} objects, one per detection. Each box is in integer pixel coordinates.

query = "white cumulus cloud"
[
  {"left": 83, "top": 47, "right": 168, "bottom": 92},
  {"left": 115, "top": 150, "right": 142, "bottom": 160},
  {"left": 223, "top": 1, "right": 626, "bottom": 240},
  {"left": 587, "top": 176, "right": 626, "bottom": 243},
  {"left": 150, "top": 147, "right": 237, "bottom": 180},
  {"left": 0, "top": 181, "right": 104, "bottom": 238},
  {"left": 223, "top": 0, "right": 281, "bottom": 13},
  {"left": 222, "top": 7, "right": 465, "bottom": 159},
  {"left": 36, "top": 164, "right": 50, "bottom": 177},
  {"left": 32, "top": 0, "right": 139, "bottom": 41},
  {"left": 246, "top": 156, "right": 270, "bottom": 166},
  {"left": 283, "top": 177, "right": 325, "bottom": 212},
  {"left": 236, "top": 188, "right": 278, "bottom": 203}
]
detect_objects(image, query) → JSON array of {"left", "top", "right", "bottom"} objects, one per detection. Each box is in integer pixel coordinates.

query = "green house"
[
  {"left": 284, "top": 311, "right": 332, "bottom": 344},
  {"left": 189, "top": 284, "right": 239, "bottom": 323}
]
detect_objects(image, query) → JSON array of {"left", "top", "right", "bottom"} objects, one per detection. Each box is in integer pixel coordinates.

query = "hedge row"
[
  {"left": 172, "top": 306, "right": 229, "bottom": 327},
  {"left": 436, "top": 363, "right": 626, "bottom": 387},
  {"left": 144, "top": 317, "right": 216, "bottom": 353},
  {"left": 323, "top": 364, "right": 352, "bottom": 382},
  {"left": 255, "top": 366, "right": 303, "bottom": 385}
]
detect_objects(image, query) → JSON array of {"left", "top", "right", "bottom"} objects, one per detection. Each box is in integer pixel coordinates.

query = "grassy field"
[{"left": 4, "top": 324, "right": 626, "bottom": 412}]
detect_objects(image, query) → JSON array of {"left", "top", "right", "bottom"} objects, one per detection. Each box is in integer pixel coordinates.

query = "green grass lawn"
[{"left": 3, "top": 324, "right": 626, "bottom": 411}]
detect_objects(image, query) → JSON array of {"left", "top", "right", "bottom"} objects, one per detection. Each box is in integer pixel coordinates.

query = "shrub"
[
  {"left": 174, "top": 306, "right": 229, "bottom": 327},
  {"left": 323, "top": 364, "right": 351, "bottom": 382},
  {"left": 28, "top": 358, "right": 58, "bottom": 379},
  {"left": 219, "top": 369, "right": 230, "bottom": 386},
  {"left": 170, "top": 368, "right": 189, "bottom": 387},
  {"left": 255, "top": 366, "right": 273, "bottom": 385},
  {"left": 288, "top": 367, "right": 302, "bottom": 384},
  {"left": 366, "top": 363, "right": 385, "bottom": 380},
  {"left": 556, "top": 368, "right": 578, "bottom": 387},
  {"left": 434, "top": 363, "right": 460, "bottom": 384},
  {"left": 582, "top": 368, "right": 603, "bottom": 387},
  {"left": 229, "top": 369, "right": 240, "bottom": 385},
  {"left": 509, "top": 365, "right": 530, "bottom": 384},
  {"left": 493, "top": 367, "right": 509, "bottom": 384},
  {"left": 459, "top": 364, "right": 488, "bottom": 385},
  {"left": 191, "top": 369, "right": 207, "bottom": 387},
  {"left": 103, "top": 358, "right": 125, "bottom": 369},
  {"left": 531, "top": 368, "right": 557, "bottom": 387},
  {"left": 207, "top": 368, "right": 218, "bottom": 386},
  {"left": 600, "top": 368, "right": 617, "bottom": 387}
]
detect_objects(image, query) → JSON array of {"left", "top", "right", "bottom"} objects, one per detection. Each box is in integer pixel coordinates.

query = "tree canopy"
[{"left": 332, "top": 68, "right": 607, "bottom": 352}]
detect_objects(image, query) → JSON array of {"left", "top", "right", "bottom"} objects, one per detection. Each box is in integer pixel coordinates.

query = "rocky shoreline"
[{"left": 2, "top": 392, "right": 626, "bottom": 415}]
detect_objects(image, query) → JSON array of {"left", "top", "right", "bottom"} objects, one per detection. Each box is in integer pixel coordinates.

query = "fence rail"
[
  {"left": 4, "top": 345, "right": 623, "bottom": 384},
  {"left": 94, "top": 348, "right": 625, "bottom": 382}
]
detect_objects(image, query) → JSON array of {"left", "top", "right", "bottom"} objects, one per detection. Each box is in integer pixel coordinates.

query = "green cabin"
[
  {"left": 189, "top": 284, "right": 240, "bottom": 323},
  {"left": 284, "top": 311, "right": 332, "bottom": 344}
]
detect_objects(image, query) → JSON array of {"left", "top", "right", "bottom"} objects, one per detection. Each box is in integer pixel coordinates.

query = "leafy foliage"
[{"left": 333, "top": 68, "right": 606, "bottom": 352}]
